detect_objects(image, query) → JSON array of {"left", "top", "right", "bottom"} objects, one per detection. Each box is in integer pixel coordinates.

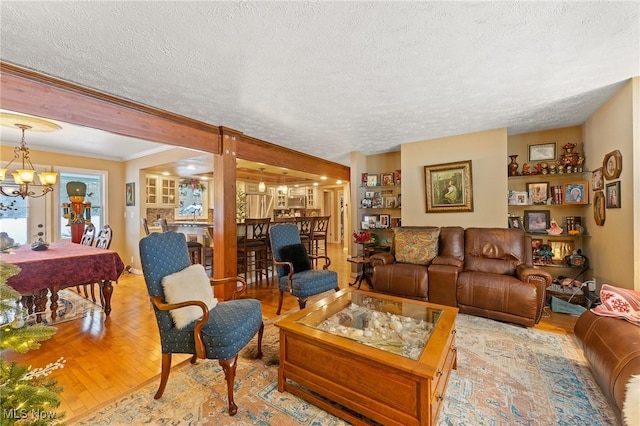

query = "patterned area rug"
[
  {"left": 68, "top": 314, "right": 618, "bottom": 425},
  {"left": 24, "top": 288, "right": 103, "bottom": 325}
]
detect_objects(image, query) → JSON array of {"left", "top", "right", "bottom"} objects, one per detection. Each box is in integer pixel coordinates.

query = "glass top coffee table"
[{"left": 275, "top": 289, "right": 458, "bottom": 426}]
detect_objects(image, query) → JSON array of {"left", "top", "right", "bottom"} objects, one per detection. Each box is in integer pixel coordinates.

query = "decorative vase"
[{"left": 508, "top": 155, "right": 519, "bottom": 176}]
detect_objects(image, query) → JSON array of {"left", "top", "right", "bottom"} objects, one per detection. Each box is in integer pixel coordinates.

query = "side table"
[{"left": 347, "top": 256, "right": 372, "bottom": 290}]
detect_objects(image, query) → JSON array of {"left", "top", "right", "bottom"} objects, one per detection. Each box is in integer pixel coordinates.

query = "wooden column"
[{"left": 213, "top": 127, "right": 242, "bottom": 300}]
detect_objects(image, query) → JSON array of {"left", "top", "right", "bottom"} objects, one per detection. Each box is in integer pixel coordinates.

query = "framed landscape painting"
[{"left": 424, "top": 160, "right": 473, "bottom": 213}]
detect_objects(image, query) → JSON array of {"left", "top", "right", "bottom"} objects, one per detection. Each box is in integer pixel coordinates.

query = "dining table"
[{"left": 2, "top": 241, "right": 125, "bottom": 323}]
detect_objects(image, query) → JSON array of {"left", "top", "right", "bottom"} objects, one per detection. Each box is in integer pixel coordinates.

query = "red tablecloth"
[{"left": 3, "top": 241, "right": 124, "bottom": 293}]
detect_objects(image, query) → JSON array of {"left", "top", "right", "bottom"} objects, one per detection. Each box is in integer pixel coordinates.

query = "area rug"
[
  {"left": 68, "top": 314, "right": 618, "bottom": 425},
  {"left": 22, "top": 288, "right": 103, "bottom": 325}
]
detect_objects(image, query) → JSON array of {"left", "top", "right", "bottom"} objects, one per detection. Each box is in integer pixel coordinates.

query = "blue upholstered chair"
[
  {"left": 139, "top": 231, "right": 263, "bottom": 416},
  {"left": 269, "top": 223, "right": 340, "bottom": 314}
]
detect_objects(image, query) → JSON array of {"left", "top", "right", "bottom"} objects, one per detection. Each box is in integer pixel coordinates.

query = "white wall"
[{"left": 401, "top": 128, "right": 508, "bottom": 228}]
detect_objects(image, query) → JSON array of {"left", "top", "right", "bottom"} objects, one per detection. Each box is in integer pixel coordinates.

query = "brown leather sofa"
[
  {"left": 574, "top": 310, "right": 640, "bottom": 424},
  {"left": 369, "top": 227, "right": 552, "bottom": 327},
  {"left": 369, "top": 226, "right": 464, "bottom": 303}
]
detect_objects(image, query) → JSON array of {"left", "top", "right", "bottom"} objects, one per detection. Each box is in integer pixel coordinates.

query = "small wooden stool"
[{"left": 187, "top": 241, "right": 203, "bottom": 265}]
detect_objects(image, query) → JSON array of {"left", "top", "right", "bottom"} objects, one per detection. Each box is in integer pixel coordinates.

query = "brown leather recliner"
[
  {"left": 456, "top": 228, "right": 552, "bottom": 327},
  {"left": 369, "top": 227, "right": 464, "bottom": 304}
]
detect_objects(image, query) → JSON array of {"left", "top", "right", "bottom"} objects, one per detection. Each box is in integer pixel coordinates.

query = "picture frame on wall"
[
  {"left": 424, "top": 160, "right": 473, "bottom": 213},
  {"left": 528, "top": 142, "right": 556, "bottom": 162},
  {"left": 591, "top": 167, "right": 603, "bottom": 191},
  {"left": 526, "top": 182, "right": 549, "bottom": 205},
  {"left": 126, "top": 182, "right": 135, "bottom": 206},
  {"left": 602, "top": 149, "right": 622, "bottom": 180},
  {"left": 605, "top": 181, "right": 620, "bottom": 208},
  {"left": 562, "top": 180, "right": 589, "bottom": 205},
  {"left": 593, "top": 191, "right": 605, "bottom": 226},
  {"left": 524, "top": 210, "right": 550, "bottom": 233}
]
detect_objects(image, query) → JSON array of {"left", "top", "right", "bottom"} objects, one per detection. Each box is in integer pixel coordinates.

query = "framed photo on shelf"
[
  {"left": 363, "top": 215, "right": 377, "bottom": 228},
  {"left": 366, "top": 174, "right": 378, "bottom": 187},
  {"left": 524, "top": 210, "right": 550, "bottom": 233},
  {"left": 424, "top": 160, "right": 473, "bottom": 213},
  {"left": 526, "top": 182, "right": 549, "bottom": 205},
  {"left": 591, "top": 167, "right": 603, "bottom": 191},
  {"left": 364, "top": 191, "right": 375, "bottom": 199},
  {"left": 381, "top": 173, "right": 394, "bottom": 186},
  {"left": 508, "top": 216, "right": 523, "bottom": 229},
  {"left": 379, "top": 214, "right": 390, "bottom": 228},
  {"left": 361, "top": 221, "right": 370, "bottom": 230},
  {"left": 528, "top": 142, "right": 556, "bottom": 162},
  {"left": 603, "top": 149, "right": 622, "bottom": 180},
  {"left": 562, "top": 180, "right": 589, "bottom": 205},
  {"left": 605, "top": 181, "right": 620, "bottom": 208},
  {"left": 361, "top": 173, "right": 368, "bottom": 187},
  {"left": 508, "top": 191, "right": 528, "bottom": 205},
  {"left": 385, "top": 197, "right": 396, "bottom": 208}
]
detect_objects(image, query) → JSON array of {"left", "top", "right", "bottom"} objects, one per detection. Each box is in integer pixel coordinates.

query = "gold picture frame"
[
  {"left": 603, "top": 150, "right": 622, "bottom": 180},
  {"left": 424, "top": 160, "right": 473, "bottom": 213},
  {"left": 593, "top": 191, "right": 605, "bottom": 226}
]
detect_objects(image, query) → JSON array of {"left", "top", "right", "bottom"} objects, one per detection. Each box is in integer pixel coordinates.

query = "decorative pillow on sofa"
[
  {"left": 394, "top": 228, "right": 440, "bottom": 266},
  {"left": 279, "top": 243, "right": 312, "bottom": 274},
  {"left": 591, "top": 284, "right": 640, "bottom": 326},
  {"left": 161, "top": 264, "right": 217, "bottom": 329}
]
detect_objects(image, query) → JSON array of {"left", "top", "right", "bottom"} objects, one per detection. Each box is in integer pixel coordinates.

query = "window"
[
  {"left": 58, "top": 171, "right": 105, "bottom": 240},
  {"left": 0, "top": 190, "right": 28, "bottom": 245}
]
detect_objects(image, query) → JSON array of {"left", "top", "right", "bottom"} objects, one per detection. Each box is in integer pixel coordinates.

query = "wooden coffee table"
[{"left": 275, "top": 289, "right": 458, "bottom": 426}]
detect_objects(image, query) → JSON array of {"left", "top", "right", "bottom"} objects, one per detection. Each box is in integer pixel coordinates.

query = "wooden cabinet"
[
  {"left": 176, "top": 179, "right": 208, "bottom": 219},
  {"left": 507, "top": 171, "right": 591, "bottom": 281},
  {"left": 306, "top": 186, "right": 317, "bottom": 208},
  {"left": 145, "top": 175, "right": 178, "bottom": 207}
]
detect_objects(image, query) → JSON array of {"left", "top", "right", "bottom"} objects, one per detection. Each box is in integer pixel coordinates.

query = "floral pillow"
[
  {"left": 394, "top": 228, "right": 440, "bottom": 265},
  {"left": 591, "top": 284, "right": 640, "bottom": 326}
]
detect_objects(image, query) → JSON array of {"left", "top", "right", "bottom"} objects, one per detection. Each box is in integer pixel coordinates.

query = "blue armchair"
[
  {"left": 269, "top": 223, "right": 339, "bottom": 314},
  {"left": 139, "top": 231, "right": 263, "bottom": 416}
]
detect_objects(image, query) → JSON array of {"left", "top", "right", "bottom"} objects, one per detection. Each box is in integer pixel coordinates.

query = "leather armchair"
[{"left": 456, "top": 228, "right": 551, "bottom": 327}]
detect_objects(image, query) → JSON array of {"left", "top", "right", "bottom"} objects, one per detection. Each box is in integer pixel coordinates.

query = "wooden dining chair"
[
  {"left": 159, "top": 218, "right": 168, "bottom": 232},
  {"left": 83, "top": 225, "right": 113, "bottom": 304},
  {"left": 76, "top": 223, "right": 97, "bottom": 297},
  {"left": 141, "top": 218, "right": 150, "bottom": 236}
]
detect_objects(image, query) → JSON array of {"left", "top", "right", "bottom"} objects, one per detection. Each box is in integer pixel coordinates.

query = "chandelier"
[{"left": 0, "top": 122, "right": 58, "bottom": 198}]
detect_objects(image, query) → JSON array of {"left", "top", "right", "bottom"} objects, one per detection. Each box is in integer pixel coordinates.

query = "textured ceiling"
[{"left": 0, "top": 1, "right": 638, "bottom": 166}]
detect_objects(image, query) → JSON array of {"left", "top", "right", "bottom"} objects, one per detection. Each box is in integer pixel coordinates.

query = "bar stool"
[
  {"left": 187, "top": 241, "right": 203, "bottom": 265},
  {"left": 310, "top": 215, "right": 330, "bottom": 256},
  {"left": 237, "top": 218, "right": 271, "bottom": 284}
]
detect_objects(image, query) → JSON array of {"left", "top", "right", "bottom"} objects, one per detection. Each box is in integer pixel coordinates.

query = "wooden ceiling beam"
[
  {"left": 0, "top": 61, "right": 221, "bottom": 153},
  {"left": 237, "top": 133, "right": 350, "bottom": 181}
]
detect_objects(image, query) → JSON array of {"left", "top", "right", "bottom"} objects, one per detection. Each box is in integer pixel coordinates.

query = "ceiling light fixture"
[
  {"left": 0, "top": 124, "right": 58, "bottom": 199},
  {"left": 278, "top": 172, "right": 288, "bottom": 193},
  {"left": 258, "top": 168, "right": 266, "bottom": 192}
]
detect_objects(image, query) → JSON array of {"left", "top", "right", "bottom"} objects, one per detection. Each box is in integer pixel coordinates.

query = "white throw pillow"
[
  {"left": 161, "top": 264, "right": 218, "bottom": 329},
  {"left": 624, "top": 374, "right": 640, "bottom": 426}
]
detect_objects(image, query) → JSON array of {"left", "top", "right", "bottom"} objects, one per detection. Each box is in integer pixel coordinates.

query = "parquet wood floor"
[{"left": 5, "top": 243, "right": 578, "bottom": 419}]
